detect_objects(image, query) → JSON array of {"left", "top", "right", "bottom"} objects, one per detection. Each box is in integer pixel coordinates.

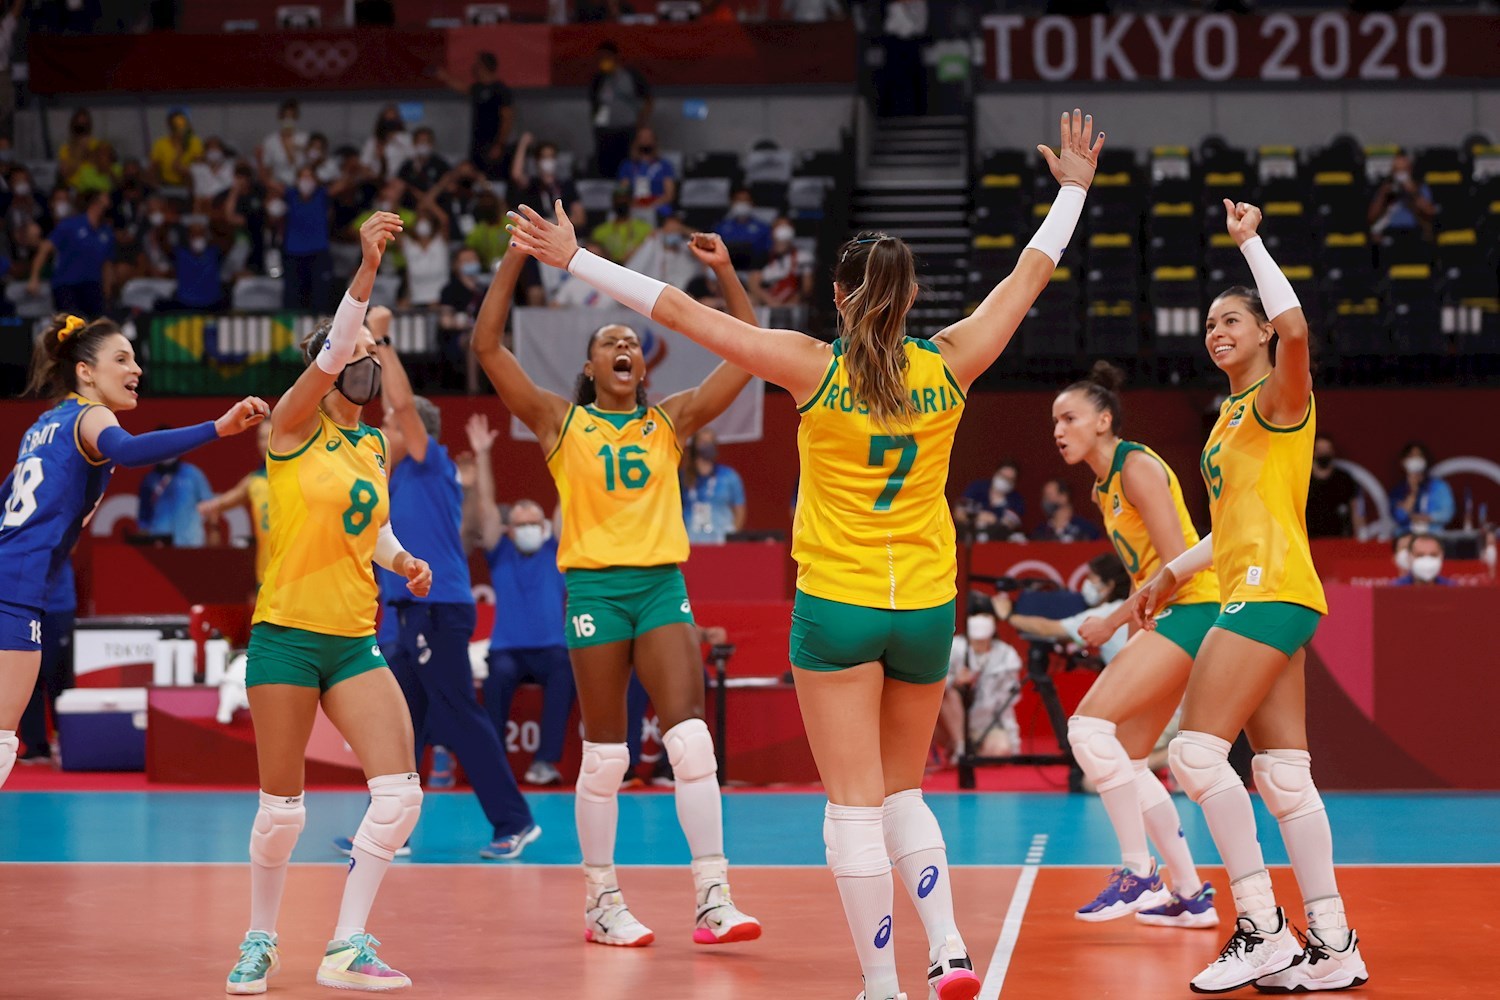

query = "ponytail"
[
  {"left": 833, "top": 232, "right": 917, "bottom": 429},
  {"left": 23, "top": 313, "right": 121, "bottom": 399},
  {"left": 1061, "top": 359, "right": 1126, "bottom": 436}
]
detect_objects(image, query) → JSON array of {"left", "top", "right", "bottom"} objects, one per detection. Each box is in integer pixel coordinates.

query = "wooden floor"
[{"left": 0, "top": 863, "right": 1487, "bottom": 998}]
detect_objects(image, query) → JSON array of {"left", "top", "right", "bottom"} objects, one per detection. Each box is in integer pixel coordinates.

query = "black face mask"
[
  {"left": 612, "top": 202, "right": 630, "bottom": 218},
  {"left": 1314, "top": 455, "right": 1334, "bottom": 470},
  {"left": 336, "top": 356, "right": 382, "bottom": 406}
]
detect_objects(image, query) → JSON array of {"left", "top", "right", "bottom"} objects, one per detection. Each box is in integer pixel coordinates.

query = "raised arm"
[
  {"left": 199, "top": 470, "right": 255, "bottom": 521},
  {"left": 368, "top": 306, "right": 427, "bottom": 466},
  {"left": 269, "top": 212, "right": 401, "bottom": 453},
  {"left": 462, "top": 413, "right": 504, "bottom": 552},
  {"left": 506, "top": 201, "right": 830, "bottom": 403},
  {"left": 510, "top": 132, "right": 533, "bottom": 189},
  {"left": 469, "top": 246, "right": 572, "bottom": 449},
  {"left": 1225, "top": 200, "right": 1312, "bottom": 427},
  {"left": 78, "top": 397, "right": 268, "bottom": 468},
  {"left": 932, "top": 110, "right": 1102, "bottom": 388}
]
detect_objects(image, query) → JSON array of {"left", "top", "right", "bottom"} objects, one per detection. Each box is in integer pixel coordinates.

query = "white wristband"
[
  {"left": 1165, "top": 533, "right": 1213, "bottom": 580},
  {"left": 567, "top": 247, "right": 669, "bottom": 319},
  {"left": 374, "top": 521, "right": 405, "bottom": 572},
  {"left": 316, "top": 291, "right": 369, "bottom": 375},
  {"left": 1024, "top": 184, "right": 1087, "bottom": 265},
  {"left": 1239, "top": 236, "right": 1301, "bottom": 321}
]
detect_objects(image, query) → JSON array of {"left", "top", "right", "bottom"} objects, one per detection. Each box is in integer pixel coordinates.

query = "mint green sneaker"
[
  {"left": 226, "top": 930, "right": 280, "bottom": 995},
  {"left": 316, "top": 932, "right": 411, "bottom": 991}
]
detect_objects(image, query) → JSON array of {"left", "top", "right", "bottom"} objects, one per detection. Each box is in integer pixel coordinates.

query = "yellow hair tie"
[{"left": 58, "top": 315, "right": 85, "bottom": 342}]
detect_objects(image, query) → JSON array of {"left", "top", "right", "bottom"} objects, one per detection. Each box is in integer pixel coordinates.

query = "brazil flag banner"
[{"left": 147, "top": 313, "right": 317, "bottom": 394}]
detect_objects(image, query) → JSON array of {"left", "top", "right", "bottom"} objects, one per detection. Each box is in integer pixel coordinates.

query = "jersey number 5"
[
  {"left": 1201, "top": 444, "right": 1224, "bottom": 500},
  {"left": 868, "top": 435, "right": 917, "bottom": 511},
  {"left": 1, "top": 457, "right": 45, "bottom": 530}
]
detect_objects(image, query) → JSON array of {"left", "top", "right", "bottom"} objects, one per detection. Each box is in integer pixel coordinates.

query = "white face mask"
[
  {"left": 266, "top": 198, "right": 287, "bottom": 219},
  {"left": 413, "top": 143, "right": 433, "bottom": 157},
  {"left": 12, "top": 182, "right": 29, "bottom": 197},
  {"left": 1081, "top": 579, "right": 1105, "bottom": 607},
  {"left": 774, "top": 224, "right": 795, "bottom": 243},
  {"left": 537, "top": 157, "right": 558, "bottom": 176},
  {"left": 1411, "top": 554, "right": 1443, "bottom": 583},
  {"left": 513, "top": 524, "right": 546, "bottom": 554},
  {"left": 991, "top": 474, "right": 1013, "bottom": 496},
  {"left": 1403, "top": 456, "right": 1427, "bottom": 477},
  {"left": 1394, "top": 548, "right": 1412, "bottom": 573},
  {"left": 1484, "top": 544, "right": 1496, "bottom": 571},
  {"left": 415, "top": 219, "right": 433, "bottom": 239},
  {"left": 729, "top": 201, "right": 752, "bottom": 219},
  {"left": 148, "top": 211, "right": 166, "bottom": 227},
  {"left": 965, "top": 615, "right": 995, "bottom": 642},
  {"left": 53, "top": 202, "right": 72, "bottom": 219},
  {"left": 189, "top": 237, "right": 208, "bottom": 253},
  {"left": 206, "top": 149, "right": 225, "bottom": 165},
  {"left": 297, "top": 178, "right": 317, "bottom": 197}
]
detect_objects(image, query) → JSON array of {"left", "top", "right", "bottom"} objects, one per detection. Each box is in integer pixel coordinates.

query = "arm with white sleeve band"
[
  {"left": 373, "top": 521, "right": 407, "bottom": 573},
  {"left": 315, "top": 291, "right": 370, "bottom": 375},
  {"left": 1238, "top": 236, "right": 1300, "bottom": 321},
  {"left": 566, "top": 248, "right": 669, "bottom": 320},
  {"left": 1164, "top": 533, "right": 1213, "bottom": 582},
  {"left": 1024, "top": 184, "right": 1086, "bottom": 265}
]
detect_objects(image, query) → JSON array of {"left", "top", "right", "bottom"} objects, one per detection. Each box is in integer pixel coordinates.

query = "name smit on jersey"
[
  {"left": 815, "top": 382, "right": 963, "bottom": 416},
  {"left": 21, "top": 421, "right": 61, "bottom": 455}
]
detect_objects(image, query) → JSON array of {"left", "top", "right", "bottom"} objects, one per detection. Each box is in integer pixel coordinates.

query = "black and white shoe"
[
  {"left": 1254, "top": 926, "right": 1368, "bottom": 993},
  {"left": 1189, "top": 908, "right": 1302, "bottom": 993}
]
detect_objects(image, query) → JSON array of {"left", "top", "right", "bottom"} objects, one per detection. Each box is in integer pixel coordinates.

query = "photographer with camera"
[
  {"left": 1368, "top": 150, "right": 1435, "bottom": 241},
  {"left": 938, "top": 594, "right": 1024, "bottom": 762},
  {"left": 991, "top": 553, "right": 1131, "bottom": 664}
]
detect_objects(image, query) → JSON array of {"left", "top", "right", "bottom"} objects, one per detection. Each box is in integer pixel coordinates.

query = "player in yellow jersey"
[
  {"left": 1043, "top": 361, "right": 1219, "bottom": 928},
  {"left": 199, "top": 420, "right": 274, "bottom": 586},
  {"left": 508, "top": 109, "right": 1105, "bottom": 1000},
  {"left": 226, "top": 213, "right": 435, "bottom": 997},
  {"left": 1130, "top": 202, "right": 1368, "bottom": 994},
  {"left": 471, "top": 237, "right": 763, "bottom": 949}
]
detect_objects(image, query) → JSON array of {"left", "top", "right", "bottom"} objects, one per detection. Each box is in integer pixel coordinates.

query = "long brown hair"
[
  {"left": 23, "top": 313, "right": 123, "bottom": 399},
  {"left": 833, "top": 232, "right": 917, "bottom": 428}
]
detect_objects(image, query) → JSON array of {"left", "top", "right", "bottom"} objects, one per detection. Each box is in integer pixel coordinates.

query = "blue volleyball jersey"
[
  {"left": 0, "top": 396, "right": 113, "bottom": 613},
  {"left": 376, "top": 441, "right": 474, "bottom": 606}
]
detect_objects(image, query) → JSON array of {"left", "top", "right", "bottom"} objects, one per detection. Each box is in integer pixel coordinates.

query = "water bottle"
[{"left": 429, "top": 746, "right": 455, "bottom": 789}]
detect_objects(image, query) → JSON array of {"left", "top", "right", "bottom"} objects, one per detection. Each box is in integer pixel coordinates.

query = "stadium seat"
[
  {"left": 575, "top": 178, "right": 619, "bottom": 216},
  {"left": 5, "top": 281, "right": 53, "bottom": 318},
  {"left": 1310, "top": 169, "right": 1368, "bottom": 235},
  {"left": 684, "top": 151, "right": 742, "bottom": 182},
  {"left": 680, "top": 176, "right": 732, "bottom": 215},
  {"left": 787, "top": 176, "right": 833, "bottom": 215},
  {"left": 1145, "top": 201, "right": 1197, "bottom": 270},
  {"left": 1387, "top": 263, "right": 1442, "bottom": 355},
  {"left": 1203, "top": 232, "right": 1244, "bottom": 287},
  {"left": 119, "top": 278, "right": 177, "bottom": 313},
  {"left": 1364, "top": 144, "right": 1400, "bottom": 186},
  {"left": 1329, "top": 295, "right": 1387, "bottom": 356},
  {"left": 1085, "top": 299, "right": 1138, "bottom": 357},
  {"left": 657, "top": 1, "right": 701, "bottom": 21},
  {"left": 794, "top": 150, "right": 843, "bottom": 178},
  {"left": 1148, "top": 265, "right": 1202, "bottom": 356},
  {"left": 1022, "top": 266, "right": 1081, "bottom": 359},
  {"left": 743, "top": 148, "right": 794, "bottom": 186},
  {"left": 1085, "top": 232, "right": 1139, "bottom": 304},
  {"left": 1321, "top": 232, "right": 1378, "bottom": 295},
  {"left": 973, "top": 175, "right": 1026, "bottom": 239},
  {"left": 1257, "top": 146, "right": 1304, "bottom": 204},
  {"left": 24, "top": 161, "right": 57, "bottom": 192},
  {"left": 1262, "top": 200, "right": 1315, "bottom": 268},
  {"left": 230, "top": 276, "right": 283, "bottom": 312}
]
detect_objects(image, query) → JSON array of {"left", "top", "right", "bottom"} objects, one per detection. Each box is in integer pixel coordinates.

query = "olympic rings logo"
[{"left": 284, "top": 41, "right": 358, "bottom": 79}]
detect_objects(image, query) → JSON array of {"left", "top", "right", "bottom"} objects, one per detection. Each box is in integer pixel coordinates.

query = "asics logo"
[
  {"left": 347, "top": 857, "right": 356, "bottom": 873},
  {"left": 917, "top": 865, "right": 940, "bottom": 899},
  {"left": 874, "top": 915, "right": 892, "bottom": 949},
  {"left": 1224, "top": 602, "right": 1246, "bottom": 614}
]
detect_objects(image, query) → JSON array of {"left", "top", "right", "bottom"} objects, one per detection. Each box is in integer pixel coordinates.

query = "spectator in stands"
[
  {"left": 0, "top": 0, "right": 21, "bottom": 144},
  {"left": 136, "top": 448, "right": 214, "bottom": 547},
  {"left": 113, "top": 193, "right": 172, "bottom": 285},
  {"left": 955, "top": 460, "right": 1026, "bottom": 543},
  {"left": 219, "top": 162, "right": 269, "bottom": 274},
  {"left": 28, "top": 189, "right": 114, "bottom": 316},
  {"left": 437, "top": 51, "right": 514, "bottom": 176},
  {"left": 510, "top": 133, "right": 586, "bottom": 227},
  {"left": 591, "top": 185, "right": 653, "bottom": 263},
  {"left": 111, "top": 162, "right": 149, "bottom": 233},
  {"left": 305, "top": 132, "right": 339, "bottom": 184},
  {"left": 167, "top": 215, "right": 226, "bottom": 311},
  {"left": 1389, "top": 441, "right": 1454, "bottom": 534},
  {"left": 438, "top": 246, "right": 486, "bottom": 378},
  {"left": 1394, "top": 534, "right": 1454, "bottom": 587},
  {"left": 625, "top": 213, "right": 701, "bottom": 290},
  {"left": 784, "top": 0, "right": 844, "bottom": 20},
  {"left": 149, "top": 108, "right": 203, "bottom": 190},
  {"left": 1030, "top": 478, "right": 1101, "bottom": 543},
  {"left": 5, "top": 166, "right": 48, "bottom": 276},
  {"left": 879, "top": 0, "right": 929, "bottom": 118},
  {"left": 715, "top": 188, "right": 772, "bottom": 269},
  {"left": 258, "top": 98, "right": 307, "bottom": 188},
  {"left": 682, "top": 428, "right": 746, "bottom": 545},
  {"left": 353, "top": 177, "right": 417, "bottom": 271},
  {"left": 429, "top": 160, "right": 482, "bottom": 242},
  {"left": 749, "top": 217, "right": 812, "bottom": 309},
  {"left": 329, "top": 145, "right": 379, "bottom": 238},
  {"left": 1306, "top": 434, "right": 1365, "bottom": 539},
  {"left": 993, "top": 552, "right": 1132, "bottom": 664},
  {"left": 361, "top": 105, "right": 415, "bottom": 180},
  {"left": 275, "top": 165, "right": 336, "bottom": 312},
  {"left": 189, "top": 137, "right": 236, "bottom": 210},
  {"left": 1368, "top": 150, "right": 1436, "bottom": 241},
  {"left": 58, "top": 108, "right": 109, "bottom": 193},
  {"left": 464, "top": 191, "right": 510, "bottom": 269},
  {"left": 618, "top": 126, "right": 676, "bottom": 220},
  {"left": 398, "top": 126, "right": 450, "bottom": 194},
  {"left": 591, "top": 42, "right": 653, "bottom": 179},
  {"left": 403, "top": 210, "right": 451, "bottom": 308},
  {"left": 938, "top": 597, "right": 1023, "bottom": 760},
  {"left": 1392, "top": 533, "right": 1414, "bottom": 577}
]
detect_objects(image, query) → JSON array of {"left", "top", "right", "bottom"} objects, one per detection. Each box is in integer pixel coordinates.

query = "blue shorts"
[{"left": 0, "top": 602, "right": 43, "bottom": 652}]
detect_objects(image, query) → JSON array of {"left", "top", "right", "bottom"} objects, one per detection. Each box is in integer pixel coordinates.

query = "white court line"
[{"left": 978, "top": 833, "right": 1047, "bottom": 1000}]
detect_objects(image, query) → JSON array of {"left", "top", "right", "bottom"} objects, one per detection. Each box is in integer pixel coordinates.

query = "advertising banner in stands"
[
  {"left": 981, "top": 12, "right": 1493, "bottom": 85},
  {"left": 509, "top": 306, "right": 764, "bottom": 444}
]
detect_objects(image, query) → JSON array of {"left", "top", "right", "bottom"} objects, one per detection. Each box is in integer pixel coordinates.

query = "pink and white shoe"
[
  {"left": 315, "top": 933, "right": 410, "bottom": 991},
  {"left": 585, "top": 886, "right": 655, "bottom": 947},
  {"left": 691, "top": 855, "right": 762, "bottom": 945},
  {"left": 926, "top": 934, "right": 980, "bottom": 1000}
]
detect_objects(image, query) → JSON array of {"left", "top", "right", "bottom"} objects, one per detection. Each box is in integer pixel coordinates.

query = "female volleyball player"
[
  {"left": 1049, "top": 361, "right": 1218, "bottom": 928},
  {"left": 1129, "top": 201, "right": 1368, "bottom": 993},
  {"left": 509, "top": 109, "right": 1103, "bottom": 1000},
  {"left": 226, "top": 212, "right": 434, "bottom": 996},
  {"left": 0, "top": 316, "right": 266, "bottom": 791},
  {"left": 470, "top": 236, "right": 761, "bottom": 948}
]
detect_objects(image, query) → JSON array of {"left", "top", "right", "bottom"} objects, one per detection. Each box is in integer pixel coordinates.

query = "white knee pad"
[
  {"left": 351, "top": 772, "right": 423, "bottom": 862},
  {"left": 1168, "top": 731, "right": 1243, "bottom": 805},
  {"left": 1253, "top": 749, "right": 1325, "bottom": 822},
  {"left": 249, "top": 790, "right": 306, "bottom": 867},
  {"left": 577, "top": 741, "right": 630, "bottom": 803},
  {"left": 881, "top": 788, "right": 945, "bottom": 863},
  {"left": 0, "top": 730, "right": 17, "bottom": 789},
  {"left": 663, "top": 718, "right": 717, "bottom": 784},
  {"left": 823, "top": 802, "right": 889, "bottom": 878},
  {"left": 1068, "top": 715, "right": 1135, "bottom": 793}
]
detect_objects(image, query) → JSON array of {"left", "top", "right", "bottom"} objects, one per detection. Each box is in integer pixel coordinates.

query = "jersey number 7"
[{"left": 868, "top": 435, "right": 917, "bottom": 512}]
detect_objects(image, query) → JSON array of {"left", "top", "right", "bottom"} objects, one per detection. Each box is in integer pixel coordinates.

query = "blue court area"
[{"left": 3, "top": 790, "right": 1497, "bottom": 867}]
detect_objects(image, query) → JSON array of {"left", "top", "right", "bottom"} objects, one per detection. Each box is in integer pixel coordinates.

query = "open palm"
[{"left": 1038, "top": 108, "right": 1104, "bottom": 191}]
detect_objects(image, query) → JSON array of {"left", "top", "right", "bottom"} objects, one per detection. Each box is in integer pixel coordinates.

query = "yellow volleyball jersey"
[
  {"left": 793, "top": 337, "right": 965, "bottom": 610},
  {"left": 1200, "top": 376, "right": 1327, "bottom": 613},
  {"left": 246, "top": 467, "right": 271, "bottom": 584},
  {"left": 1095, "top": 441, "right": 1220, "bottom": 608},
  {"left": 547, "top": 403, "right": 690, "bottom": 571},
  {"left": 253, "top": 411, "right": 390, "bottom": 637}
]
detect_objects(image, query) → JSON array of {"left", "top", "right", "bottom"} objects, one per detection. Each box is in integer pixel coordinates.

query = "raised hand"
[
  {"left": 689, "top": 232, "right": 732, "bottom": 270},
  {"left": 505, "top": 201, "right": 579, "bottom": 270},
  {"left": 359, "top": 211, "right": 404, "bottom": 268},
  {"left": 1223, "top": 199, "right": 1263, "bottom": 247},
  {"left": 1037, "top": 108, "right": 1104, "bottom": 191},
  {"left": 215, "top": 396, "right": 270, "bottom": 437},
  {"left": 465, "top": 412, "right": 498, "bottom": 453}
]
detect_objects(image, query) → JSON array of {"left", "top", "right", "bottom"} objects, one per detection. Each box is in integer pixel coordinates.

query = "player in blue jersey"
[{"left": 0, "top": 313, "right": 267, "bottom": 789}]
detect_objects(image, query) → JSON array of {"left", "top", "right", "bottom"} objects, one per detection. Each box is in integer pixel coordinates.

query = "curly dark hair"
[{"left": 573, "top": 326, "right": 648, "bottom": 408}]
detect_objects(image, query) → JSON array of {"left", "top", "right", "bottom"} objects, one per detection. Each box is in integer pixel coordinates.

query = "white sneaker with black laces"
[
  {"left": 1190, "top": 909, "right": 1302, "bottom": 994},
  {"left": 1254, "top": 927, "right": 1368, "bottom": 993}
]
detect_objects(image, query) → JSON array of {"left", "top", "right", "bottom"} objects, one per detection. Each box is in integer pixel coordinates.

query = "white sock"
[
  {"left": 1133, "top": 759, "right": 1202, "bottom": 897},
  {"left": 1069, "top": 716, "right": 1152, "bottom": 874},
  {"left": 335, "top": 773, "right": 421, "bottom": 941},
  {"left": 826, "top": 803, "right": 899, "bottom": 999},
  {"left": 883, "top": 789, "right": 963, "bottom": 955},
  {"left": 0, "top": 730, "right": 16, "bottom": 791},
  {"left": 576, "top": 741, "right": 628, "bottom": 867},
  {"left": 663, "top": 720, "right": 724, "bottom": 858}
]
